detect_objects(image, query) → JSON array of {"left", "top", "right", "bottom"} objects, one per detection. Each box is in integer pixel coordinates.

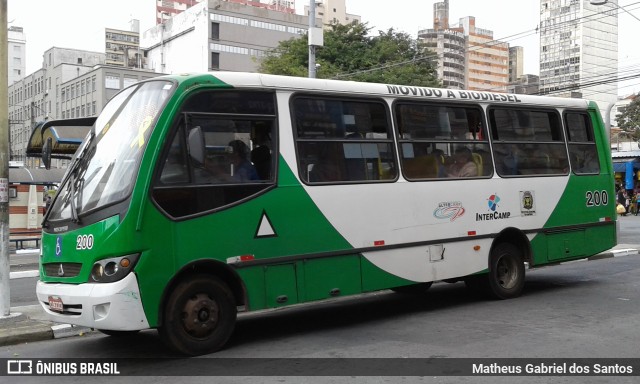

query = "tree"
[
  {"left": 259, "top": 22, "right": 440, "bottom": 87},
  {"left": 615, "top": 95, "right": 640, "bottom": 140}
]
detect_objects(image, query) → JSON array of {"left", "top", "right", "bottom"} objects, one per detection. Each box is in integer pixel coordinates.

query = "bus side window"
[
  {"left": 565, "top": 112, "right": 600, "bottom": 175},
  {"left": 490, "top": 108, "right": 567, "bottom": 177},
  {"left": 159, "top": 126, "right": 189, "bottom": 184},
  {"left": 152, "top": 91, "right": 277, "bottom": 218},
  {"left": 293, "top": 96, "right": 397, "bottom": 184}
]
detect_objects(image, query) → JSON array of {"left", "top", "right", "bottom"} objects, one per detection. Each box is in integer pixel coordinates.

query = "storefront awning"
[{"left": 613, "top": 161, "right": 640, "bottom": 173}]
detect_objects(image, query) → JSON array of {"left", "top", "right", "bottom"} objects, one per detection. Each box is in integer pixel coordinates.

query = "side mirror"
[
  {"left": 188, "top": 126, "right": 205, "bottom": 165},
  {"left": 42, "top": 137, "right": 52, "bottom": 170}
]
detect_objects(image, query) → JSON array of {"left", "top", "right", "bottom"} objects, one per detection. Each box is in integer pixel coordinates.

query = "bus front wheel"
[
  {"left": 486, "top": 243, "right": 525, "bottom": 299},
  {"left": 159, "top": 274, "right": 237, "bottom": 356}
]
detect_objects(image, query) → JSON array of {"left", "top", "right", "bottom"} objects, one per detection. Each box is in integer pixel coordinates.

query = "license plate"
[{"left": 48, "top": 296, "right": 64, "bottom": 313}]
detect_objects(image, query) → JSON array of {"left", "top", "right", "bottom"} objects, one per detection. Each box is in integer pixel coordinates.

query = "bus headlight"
[{"left": 89, "top": 254, "right": 140, "bottom": 283}]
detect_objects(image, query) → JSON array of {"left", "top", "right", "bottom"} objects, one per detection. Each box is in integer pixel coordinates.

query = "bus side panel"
[
  {"left": 360, "top": 256, "right": 423, "bottom": 292},
  {"left": 535, "top": 106, "right": 616, "bottom": 265}
]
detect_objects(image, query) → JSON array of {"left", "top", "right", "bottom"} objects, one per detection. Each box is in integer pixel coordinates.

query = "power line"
[{"left": 326, "top": 1, "right": 640, "bottom": 88}]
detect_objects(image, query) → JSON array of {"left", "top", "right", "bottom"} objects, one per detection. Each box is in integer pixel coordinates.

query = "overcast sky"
[{"left": 7, "top": 0, "right": 640, "bottom": 95}]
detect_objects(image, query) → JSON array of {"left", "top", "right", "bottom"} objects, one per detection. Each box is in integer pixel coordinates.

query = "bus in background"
[{"left": 34, "top": 73, "right": 616, "bottom": 355}]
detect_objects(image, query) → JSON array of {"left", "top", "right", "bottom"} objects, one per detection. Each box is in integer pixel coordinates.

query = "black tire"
[
  {"left": 391, "top": 282, "right": 433, "bottom": 294},
  {"left": 486, "top": 243, "right": 525, "bottom": 299},
  {"left": 158, "top": 275, "right": 237, "bottom": 356},
  {"left": 97, "top": 329, "right": 140, "bottom": 337}
]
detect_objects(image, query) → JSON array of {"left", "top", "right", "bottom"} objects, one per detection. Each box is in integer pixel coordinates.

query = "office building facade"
[
  {"left": 143, "top": 0, "right": 309, "bottom": 74},
  {"left": 539, "top": 0, "right": 618, "bottom": 113},
  {"left": 8, "top": 26, "right": 26, "bottom": 86},
  {"left": 8, "top": 47, "right": 161, "bottom": 165}
]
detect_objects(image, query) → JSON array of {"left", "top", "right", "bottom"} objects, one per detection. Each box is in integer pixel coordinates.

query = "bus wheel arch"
[
  {"left": 157, "top": 260, "right": 246, "bottom": 355},
  {"left": 158, "top": 272, "right": 237, "bottom": 355},
  {"left": 159, "top": 259, "right": 247, "bottom": 324},
  {"left": 466, "top": 228, "right": 530, "bottom": 299}
]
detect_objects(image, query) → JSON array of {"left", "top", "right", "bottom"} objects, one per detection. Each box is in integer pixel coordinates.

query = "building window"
[
  {"left": 211, "top": 22, "right": 220, "bottom": 40},
  {"left": 211, "top": 52, "right": 220, "bottom": 70},
  {"left": 123, "top": 76, "right": 137, "bottom": 88},
  {"left": 105, "top": 74, "right": 120, "bottom": 89}
]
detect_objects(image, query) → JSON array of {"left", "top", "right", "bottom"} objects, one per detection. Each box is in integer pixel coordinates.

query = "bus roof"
[{"left": 165, "top": 72, "right": 591, "bottom": 109}]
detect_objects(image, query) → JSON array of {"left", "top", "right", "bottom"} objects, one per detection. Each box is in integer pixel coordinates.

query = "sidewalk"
[{"left": 2, "top": 244, "right": 640, "bottom": 348}]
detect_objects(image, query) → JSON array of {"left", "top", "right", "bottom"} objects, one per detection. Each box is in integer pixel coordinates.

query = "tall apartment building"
[
  {"left": 8, "top": 26, "right": 27, "bottom": 85},
  {"left": 7, "top": 48, "right": 161, "bottom": 165},
  {"left": 418, "top": 0, "right": 509, "bottom": 91},
  {"left": 105, "top": 20, "right": 144, "bottom": 68},
  {"left": 305, "top": 0, "right": 362, "bottom": 26},
  {"left": 539, "top": 0, "right": 618, "bottom": 112},
  {"left": 460, "top": 16, "right": 509, "bottom": 92},
  {"left": 418, "top": 0, "right": 465, "bottom": 89},
  {"left": 509, "top": 46, "right": 524, "bottom": 83},
  {"left": 143, "top": 0, "right": 309, "bottom": 74}
]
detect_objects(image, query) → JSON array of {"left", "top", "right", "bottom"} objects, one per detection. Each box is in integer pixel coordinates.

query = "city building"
[
  {"left": 305, "top": 0, "right": 361, "bottom": 26},
  {"left": 506, "top": 74, "right": 540, "bottom": 95},
  {"left": 8, "top": 47, "right": 161, "bottom": 165},
  {"left": 142, "top": 0, "right": 309, "bottom": 74},
  {"left": 7, "top": 26, "right": 26, "bottom": 85},
  {"left": 418, "top": 0, "right": 509, "bottom": 92},
  {"left": 508, "top": 46, "right": 524, "bottom": 83},
  {"left": 105, "top": 20, "right": 144, "bottom": 68},
  {"left": 459, "top": 16, "right": 509, "bottom": 92},
  {"left": 418, "top": 0, "right": 465, "bottom": 89},
  {"left": 539, "top": 0, "right": 618, "bottom": 115},
  {"left": 157, "top": 0, "right": 206, "bottom": 24},
  {"left": 156, "top": 0, "right": 295, "bottom": 24}
]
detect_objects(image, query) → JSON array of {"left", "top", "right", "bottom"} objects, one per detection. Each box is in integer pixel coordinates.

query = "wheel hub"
[
  {"left": 496, "top": 256, "right": 518, "bottom": 289},
  {"left": 182, "top": 293, "right": 219, "bottom": 338}
]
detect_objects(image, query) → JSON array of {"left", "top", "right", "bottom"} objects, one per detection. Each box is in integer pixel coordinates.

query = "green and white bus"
[{"left": 35, "top": 72, "right": 617, "bottom": 355}]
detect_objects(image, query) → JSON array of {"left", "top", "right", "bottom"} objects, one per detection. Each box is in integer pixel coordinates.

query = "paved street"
[
  {"left": 2, "top": 217, "right": 640, "bottom": 382},
  {"left": 2, "top": 250, "right": 639, "bottom": 383}
]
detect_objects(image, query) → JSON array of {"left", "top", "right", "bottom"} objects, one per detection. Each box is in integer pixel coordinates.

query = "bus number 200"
[
  {"left": 586, "top": 190, "right": 608, "bottom": 207},
  {"left": 76, "top": 234, "right": 94, "bottom": 250}
]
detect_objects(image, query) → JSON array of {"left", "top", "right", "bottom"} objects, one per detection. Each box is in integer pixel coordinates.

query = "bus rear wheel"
[
  {"left": 464, "top": 243, "right": 525, "bottom": 299},
  {"left": 487, "top": 243, "right": 525, "bottom": 299},
  {"left": 159, "top": 274, "right": 237, "bottom": 356}
]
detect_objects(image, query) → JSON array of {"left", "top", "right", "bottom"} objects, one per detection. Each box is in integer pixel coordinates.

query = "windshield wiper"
[{"left": 69, "top": 172, "right": 80, "bottom": 223}]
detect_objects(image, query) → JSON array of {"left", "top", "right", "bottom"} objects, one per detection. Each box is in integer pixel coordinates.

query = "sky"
[{"left": 7, "top": 0, "right": 640, "bottom": 96}]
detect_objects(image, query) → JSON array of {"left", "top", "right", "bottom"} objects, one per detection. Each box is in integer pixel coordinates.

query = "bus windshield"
[{"left": 48, "top": 80, "right": 174, "bottom": 222}]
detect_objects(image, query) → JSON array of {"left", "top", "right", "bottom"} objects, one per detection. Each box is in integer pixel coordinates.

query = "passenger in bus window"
[
  {"left": 228, "top": 140, "right": 259, "bottom": 182},
  {"left": 447, "top": 147, "right": 478, "bottom": 178},
  {"left": 251, "top": 122, "right": 272, "bottom": 180},
  {"left": 433, "top": 148, "right": 448, "bottom": 178}
]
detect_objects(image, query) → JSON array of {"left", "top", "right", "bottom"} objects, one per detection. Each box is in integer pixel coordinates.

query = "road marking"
[{"left": 10, "top": 270, "right": 40, "bottom": 279}]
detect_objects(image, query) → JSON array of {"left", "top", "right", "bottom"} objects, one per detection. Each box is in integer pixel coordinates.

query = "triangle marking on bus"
[{"left": 256, "top": 210, "right": 277, "bottom": 238}]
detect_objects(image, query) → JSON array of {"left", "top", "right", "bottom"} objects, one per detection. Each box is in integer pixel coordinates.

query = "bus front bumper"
[{"left": 36, "top": 273, "right": 150, "bottom": 331}]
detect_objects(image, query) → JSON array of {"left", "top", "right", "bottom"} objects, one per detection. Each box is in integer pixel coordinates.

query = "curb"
[
  {"left": 0, "top": 306, "right": 94, "bottom": 347},
  {"left": 587, "top": 248, "right": 639, "bottom": 261},
  {"left": 0, "top": 313, "right": 53, "bottom": 347}
]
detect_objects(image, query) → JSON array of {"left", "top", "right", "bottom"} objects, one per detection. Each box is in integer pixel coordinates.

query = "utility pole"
[
  {"left": 1, "top": 0, "right": 12, "bottom": 317},
  {"left": 308, "top": 0, "right": 316, "bottom": 78},
  {"left": 307, "top": 0, "right": 323, "bottom": 78}
]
